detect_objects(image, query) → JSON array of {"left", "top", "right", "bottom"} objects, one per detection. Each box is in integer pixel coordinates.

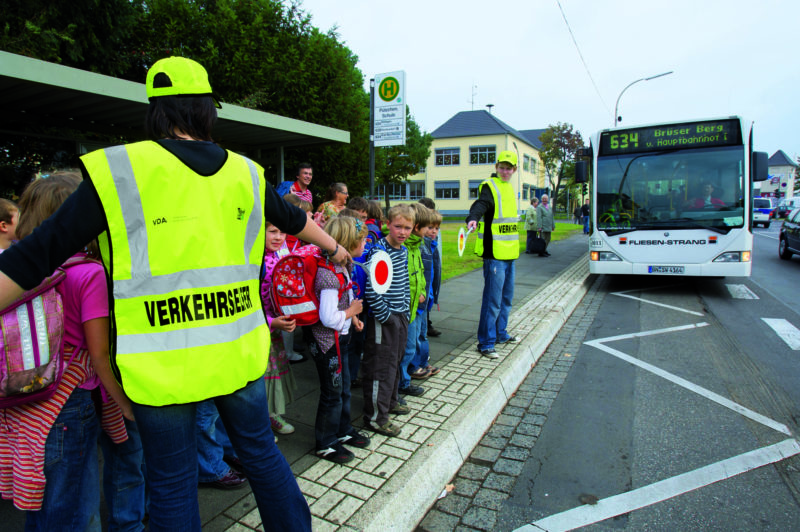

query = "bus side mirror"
[
  {"left": 575, "top": 160, "right": 588, "bottom": 183},
  {"left": 752, "top": 151, "right": 768, "bottom": 182}
]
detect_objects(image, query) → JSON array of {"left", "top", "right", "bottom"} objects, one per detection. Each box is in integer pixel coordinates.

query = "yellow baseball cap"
[
  {"left": 497, "top": 150, "right": 518, "bottom": 166},
  {"left": 146, "top": 57, "right": 221, "bottom": 108}
]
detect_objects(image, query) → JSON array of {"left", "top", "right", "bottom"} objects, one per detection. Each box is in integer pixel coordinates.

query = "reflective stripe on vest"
[
  {"left": 82, "top": 142, "right": 269, "bottom": 406},
  {"left": 474, "top": 178, "right": 520, "bottom": 259}
]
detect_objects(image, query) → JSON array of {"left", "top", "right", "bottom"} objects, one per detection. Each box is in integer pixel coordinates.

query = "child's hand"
[
  {"left": 353, "top": 316, "right": 364, "bottom": 332},
  {"left": 272, "top": 315, "right": 296, "bottom": 332},
  {"left": 419, "top": 294, "right": 426, "bottom": 304},
  {"left": 346, "top": 298, "right": 363, "bottom": 318}
]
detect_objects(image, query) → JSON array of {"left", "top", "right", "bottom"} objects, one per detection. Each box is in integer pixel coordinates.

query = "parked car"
[
  {"left": 753, "top": 197, "right": 773, "bottom": 228},
  {"left": 777, "top": 197, "right": 800, "bottom": 218},
  {"left": 779, "top": 208, "right": 800, "bottom": 259}
]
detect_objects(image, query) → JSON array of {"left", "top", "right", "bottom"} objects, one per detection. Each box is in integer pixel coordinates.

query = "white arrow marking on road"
[
  {"left": 726, "top": 284, "right": 759, "bottom": 299},
  {"left": 519, "top": 438, "right": 800, "bottom": 532},
  {"left": 762, "top": 318, "right": 800, "bottom": 350}
]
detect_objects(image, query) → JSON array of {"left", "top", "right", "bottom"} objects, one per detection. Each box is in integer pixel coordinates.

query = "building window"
[
  {"left": 523, "top": 184, "right": 529, "bottom": 200},
  {"left": 408, "top": 181, "right": 425, "bottom": 200},
  {"left": 435, "top": 148, "right": 460, "bottom": 166},
  {"left": 531, "top": 159, "right": 538, "bottom": 174},
  {"left": 377, "top": 181, "right": 426, "bottom": 200},
  {"left": 469, "top": 180, "right": 483, "bottom": 199},
  {"left": 523, "top": 155, "right": 530, "bottom": 172},
  {"left": 435, "top": 181, "right": 460, "bottom": 200},
  {"left": 469, "top": 145, "right": 496, "bottom": 165}
]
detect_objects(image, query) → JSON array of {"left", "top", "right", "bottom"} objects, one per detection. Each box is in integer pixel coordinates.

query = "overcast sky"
[{"left": 298, "top": 0, "right": 798, "bottom": 160}]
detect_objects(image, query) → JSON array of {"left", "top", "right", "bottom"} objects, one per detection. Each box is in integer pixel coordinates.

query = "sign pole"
[{"left": 369, "top": 78, "right": 376, "bottom": 199}]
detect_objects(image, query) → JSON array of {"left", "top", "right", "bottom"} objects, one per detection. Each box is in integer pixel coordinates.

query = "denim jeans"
[
  {"left": 477, "top": 258, "right": 516, "bottom": 351},
  {"left": 98, "top": 416, "right": 147, "bottom": 532},
  {"left": 410, "top": 309, "right": 430, "bottom": 372},
  {"left": 196, "top": 400, "right": 230, "bottom": 482},
  {"left": 131, "top": 376, "right": 311, "bottom": 532},
  {"left": 26, "top": 388, "right": 101, "bottom": 532},
  {"left": 310, "top": 333, "right": 353, "bottom": 449},
  {"left": 399, "top": 316, "right": 424, "bottom": 389}
]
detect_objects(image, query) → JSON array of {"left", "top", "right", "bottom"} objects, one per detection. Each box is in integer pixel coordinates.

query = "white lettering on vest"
[{"left": 143, "top": 285, "right": 253, "bottom": 327}]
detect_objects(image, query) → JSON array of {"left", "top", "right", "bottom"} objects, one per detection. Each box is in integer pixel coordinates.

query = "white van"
[{"left": 777, "top": 197, "right": 800, "bottom": 218}]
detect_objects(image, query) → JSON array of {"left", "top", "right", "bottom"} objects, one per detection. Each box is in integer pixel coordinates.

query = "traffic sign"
[
  {"left": 368, "top": 249, "right": 393, "bottom": 294},
  {"left": 373, "top": 71, "right": 406, "bottom": 147}
]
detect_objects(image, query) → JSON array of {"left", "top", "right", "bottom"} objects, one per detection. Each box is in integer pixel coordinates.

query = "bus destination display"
[{"left": 599, "top": 119, "right": 741, "bottom": 156}]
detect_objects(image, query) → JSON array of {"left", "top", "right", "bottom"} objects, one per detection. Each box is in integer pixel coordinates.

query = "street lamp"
[{"left": 613, "top": 71, "right": 673, "bottom": 127}]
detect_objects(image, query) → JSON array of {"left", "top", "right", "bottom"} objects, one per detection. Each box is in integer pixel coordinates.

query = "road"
[{"left": 421, "top": 223, "right": 800, "bottom": 531}]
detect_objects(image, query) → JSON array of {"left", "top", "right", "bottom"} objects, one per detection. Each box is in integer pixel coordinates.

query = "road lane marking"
[
  {"left": 726, "top": 284, "right": 759, "bottom": 299},
  {"left": 612, "top": 292, "right": 704, "bottom": 316},
  {"left": 586, "top": 335, "right": 791, "bottom": 435},
  {"left": 762, "top": 318, "right": 800, "bottom": 350},
  {"left": 519, "top": 438, "right": 800, "bottom": 532}
]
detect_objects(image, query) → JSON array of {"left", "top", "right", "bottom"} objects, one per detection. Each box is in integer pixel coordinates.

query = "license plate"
[{"left": 649, "top": 265, "right": 685, "bottom": 274}]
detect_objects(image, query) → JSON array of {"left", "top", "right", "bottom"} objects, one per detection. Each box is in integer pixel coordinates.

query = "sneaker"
[
  {"left": 410, "top": 367, "right": 431, "bottom": 380},
  {"left": 427, "top": 325, "right": 442, "bottom": 337},
  {"left": 397, "top": 396, "right": 407, "bottom": 406},
  {"left": 399, "top": 384, "right": 425, "bottom": 396},
  {"left": 270, "top": 414, "right": 295, "bottom": 434},
  {"left": 338, "top": 430, "right": 371, "bottom": 448},
  {"left": 316, "top": 443, "right": 354, "bottom": 464},
  {"left": 223, "top": 455, "right": 245, "bottom": 474},
  {"left": 287, "top": 351, "right": 304, "bottom": 362},
  {"left": 480, "top": 348, "right": 498, "bottom": 359},
  {"left": 200, "top": 468, "right": 248, "bottom": 490},
  {"left": 364, "top": 420, "right": 402, "bottom": 437},
  {"left": 498, "top": 336, "right": 518, "bottom": 344},
  {"left": 426, "top": 365, "right": 440, "bottom": 376},
  {"left": 390, "top": 403, "right": 411, "bottom": 415}
]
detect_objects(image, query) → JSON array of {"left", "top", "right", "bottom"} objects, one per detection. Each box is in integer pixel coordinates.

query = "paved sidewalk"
[{"left": 206, "top": 228, "right": 592, "bottom": 532}]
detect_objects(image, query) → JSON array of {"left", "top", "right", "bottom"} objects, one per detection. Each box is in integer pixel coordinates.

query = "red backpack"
[{"left": 270, "top": 245, "right": 350, "bottom": 326}]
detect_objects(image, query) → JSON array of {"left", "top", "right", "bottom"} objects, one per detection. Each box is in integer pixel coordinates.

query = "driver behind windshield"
[{"left": 685, "top": 181, "right": 725, "bottom": 208}]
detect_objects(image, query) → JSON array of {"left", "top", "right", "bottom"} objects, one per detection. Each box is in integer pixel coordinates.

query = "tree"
[
  {"left": 538, "top": 123, "right": 584, "bottom": 210},
  {"left": 374, "top": 107, "right": 433, "bottom": 209}
]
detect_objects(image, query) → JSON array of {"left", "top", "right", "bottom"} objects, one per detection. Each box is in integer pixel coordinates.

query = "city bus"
[{"left": 575, "top": 116, "right": 768, "bottom": 276}]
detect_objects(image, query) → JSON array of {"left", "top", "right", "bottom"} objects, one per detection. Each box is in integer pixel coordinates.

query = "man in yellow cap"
[
  {"left": 0, "top": 56, "right": 345, "bottom": 531},
  {"left": 466, "top": 150, "right": 520, "bottom": 359}
]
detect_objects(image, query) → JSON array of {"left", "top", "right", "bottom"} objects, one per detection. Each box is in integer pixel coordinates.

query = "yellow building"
[{"left": 379, "top": 110, "right": 548, "bottom": 215}]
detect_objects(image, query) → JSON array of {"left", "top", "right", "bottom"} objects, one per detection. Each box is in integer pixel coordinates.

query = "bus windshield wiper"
[{"left": 643, "top": 218, "right": 729, "bottom": 235}]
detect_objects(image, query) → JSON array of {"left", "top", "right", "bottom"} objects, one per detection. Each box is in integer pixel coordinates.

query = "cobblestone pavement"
[{"left": 417, "top": 276, "right": 605, "bottom": 532}]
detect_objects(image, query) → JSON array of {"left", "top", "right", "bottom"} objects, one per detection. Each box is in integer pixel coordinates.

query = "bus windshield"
[{"left": 595, "top": 145, "right": 745, "bottom": 234}]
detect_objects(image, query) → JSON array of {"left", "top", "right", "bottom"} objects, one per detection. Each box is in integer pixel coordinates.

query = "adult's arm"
[{"left": 466, "top": 185, "right": 493, "bottom": 230}]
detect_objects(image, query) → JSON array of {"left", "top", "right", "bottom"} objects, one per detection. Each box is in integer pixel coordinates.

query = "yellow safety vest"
[
  {"left": 475, "top": 177, "right": 520, "bottom": 260},
  {"left": 81, "top": 141, "right": 269, "bottom": 406}
]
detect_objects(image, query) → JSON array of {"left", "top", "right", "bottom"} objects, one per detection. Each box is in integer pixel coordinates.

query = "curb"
[{"left": 343, "top": 257, "right": 591, "bottom": 531}]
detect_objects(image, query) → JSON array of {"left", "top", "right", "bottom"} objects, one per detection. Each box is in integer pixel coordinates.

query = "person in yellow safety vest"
[
  {"left": 466, "top": 150, "right": 521, "bottom": 359},
  {"left": 0, "top": 56, "right": 349, "bottom": 532}
]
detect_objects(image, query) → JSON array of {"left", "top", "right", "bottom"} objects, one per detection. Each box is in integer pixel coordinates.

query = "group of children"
[{"left": 261, "top": 193, "right": 445, "bottom": 462}]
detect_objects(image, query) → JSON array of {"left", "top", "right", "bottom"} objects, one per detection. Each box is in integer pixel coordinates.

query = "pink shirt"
[{"left": 56, "top": 254, "right": 108, "bottom": 390}]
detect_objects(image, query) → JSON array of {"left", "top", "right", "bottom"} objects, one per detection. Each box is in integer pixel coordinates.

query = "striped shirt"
[
  {"left": 291, "top": 181, "right": 313, "bottom": 204},
  {"left": 364, "top": 238, "right": 410, "bottom": 323}
]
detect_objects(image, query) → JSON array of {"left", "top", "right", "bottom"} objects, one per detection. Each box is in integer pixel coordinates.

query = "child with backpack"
[
  {"left": 307, "top": 216, "right": 371, "bottom": 463},
  {"left": 259, "top": 222, "right": 299, "bottom": 437},
  {"left": 0, "top": 173, "right": 144, "bottom": 530},
  {"left": 0, "top": 198, "right": 18, "bottom": 250},
  {"left": 280, "top": 193, "right": 314, "bottom": 364}
]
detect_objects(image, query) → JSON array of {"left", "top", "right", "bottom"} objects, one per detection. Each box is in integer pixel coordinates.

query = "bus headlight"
[
  {"left": 591, "top": 251, "right": 622, "bottom": 261},
  {"left": 713, "top": 251, "right": 750, "bottom": 262}
]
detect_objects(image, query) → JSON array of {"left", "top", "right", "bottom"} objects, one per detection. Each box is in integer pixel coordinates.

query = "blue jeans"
[
  {"left": 310, "top": 333, "right": 354, "bottom": 448},
  {"left": 131, "top": 376, "right": 311, "bottom": 532},
  {"left": 26, "top": 388, "right": 101, "bottom": 532},
  {"left": 477, "top": 259, "right": 516, "bottom": 351},
  {"left": 98, "top": 416, "right": 147, "bottom": 532},
  {"left": 410, "top": 309, "right": 430, "bottom": 371},
  {"left": 399, "top": 316, "right": 424, "bottom": 389},
  {"left": 196, "top": 401, "right": 231, "bottom": 482}
]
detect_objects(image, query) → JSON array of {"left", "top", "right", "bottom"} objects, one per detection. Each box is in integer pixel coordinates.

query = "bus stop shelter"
[{"left": 0, "top": 51, "right": 350, "bottom": 185}]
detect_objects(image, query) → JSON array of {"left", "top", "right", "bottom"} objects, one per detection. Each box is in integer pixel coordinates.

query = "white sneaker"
[
  {"left": 287, "top": 351, "right": 304, "bottom": 362},
  {"left": 271, "top": 414, "right": 295, "bottom": 434}
]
